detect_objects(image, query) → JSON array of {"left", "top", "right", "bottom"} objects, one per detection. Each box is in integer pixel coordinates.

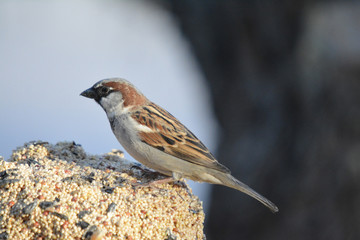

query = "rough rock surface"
[{"left": 0, "top": 141, "right": 204, "bottom": 240}]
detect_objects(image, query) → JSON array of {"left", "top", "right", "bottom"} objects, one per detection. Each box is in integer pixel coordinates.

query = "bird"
[{"left": 80, "top": 78, "right": 278, "bottom": 213}]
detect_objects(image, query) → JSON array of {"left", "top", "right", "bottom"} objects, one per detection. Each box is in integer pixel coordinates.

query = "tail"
[{"left": 216, "top": 173, "right": 279, "bottom": 213}]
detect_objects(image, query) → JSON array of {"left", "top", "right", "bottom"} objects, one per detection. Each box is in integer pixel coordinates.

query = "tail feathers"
[{"left": 218, "top": 173, "right": 279, "bottom": 213}]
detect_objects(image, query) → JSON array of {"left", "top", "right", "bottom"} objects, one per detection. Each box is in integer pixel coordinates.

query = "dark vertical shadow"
[{"left": 154, "top": 1, "right": 360, "bottom": 239}]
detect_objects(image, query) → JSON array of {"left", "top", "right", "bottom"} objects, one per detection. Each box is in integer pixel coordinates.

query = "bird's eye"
[{"left": 98, "top": 87, "right": 110, "bottom": 96}]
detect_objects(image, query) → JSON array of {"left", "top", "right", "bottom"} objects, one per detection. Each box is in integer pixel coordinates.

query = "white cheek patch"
[
  {"left": 99, "top": 96, "right": 112, "bottom": 109},
  {"left": 99, "top": 92, "right": 125, "bottom": 117}
]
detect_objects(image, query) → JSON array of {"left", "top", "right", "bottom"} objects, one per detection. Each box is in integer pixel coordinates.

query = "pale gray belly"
[{"left": 109, "top": 115, "right": 172, "bottom": 175}]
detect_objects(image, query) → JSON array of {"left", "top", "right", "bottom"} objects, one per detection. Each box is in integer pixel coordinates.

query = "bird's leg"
[
  {"left": 132, "top": 172, "right": 185, "bottom": 188},
  {"left": 131, "top": 177, "right": 174, "bottom": 190},
  {"left": 147, "top": 177, "right": 175, "bottom": 185},
  {"left": 171, "top": 172, "right": 187, "bottom": 187},
  {"left": 145, "top": 172, "right": 181, "bottom": 186}
]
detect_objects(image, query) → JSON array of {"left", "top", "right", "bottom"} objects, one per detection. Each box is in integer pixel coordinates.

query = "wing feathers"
[{"left": 134, "top": 102, "right": 230, "bottom": 174}]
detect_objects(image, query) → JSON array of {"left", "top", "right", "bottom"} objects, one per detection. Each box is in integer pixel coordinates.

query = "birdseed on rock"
[{"left": 0, "top": 141, "right": 204, "bottom": 239}]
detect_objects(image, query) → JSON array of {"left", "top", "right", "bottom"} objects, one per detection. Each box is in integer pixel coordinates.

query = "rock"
[{"left": 0, "top": 141, "right": 204, "bottom": 239}]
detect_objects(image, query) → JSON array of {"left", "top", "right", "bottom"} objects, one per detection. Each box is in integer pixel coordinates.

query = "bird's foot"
[
  {"left": 132, "top": 176, "right": 174, "bottom": 188},
  {"left": 132, "top": 176, "right": 188, "bottom": 190}
]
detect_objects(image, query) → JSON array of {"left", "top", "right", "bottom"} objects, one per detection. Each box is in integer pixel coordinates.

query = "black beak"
[{"left": 80, "top": 87, "right": 97, "bottom": 99}]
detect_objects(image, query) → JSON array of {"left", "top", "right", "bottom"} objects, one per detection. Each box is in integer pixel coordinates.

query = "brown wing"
[{"left": 132, "top": 102, "right": 230, "bottom": 174}]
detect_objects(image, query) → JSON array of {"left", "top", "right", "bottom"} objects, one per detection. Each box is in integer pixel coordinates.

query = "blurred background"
[
  {"left": 1, "top": 0, "right": 360, "bottom": 239},
  {"left": 0, "top": 0, "right": 216, "bottom": 213}
]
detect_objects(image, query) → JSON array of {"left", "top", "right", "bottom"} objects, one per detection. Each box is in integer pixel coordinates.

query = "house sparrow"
[{"left": 80, "top": 78, "right": 278, "bottom": 213}]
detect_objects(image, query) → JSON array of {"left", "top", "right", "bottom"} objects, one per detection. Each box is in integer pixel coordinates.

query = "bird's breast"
[
  {"left": 108, "top": 114, "right": 172, "bottom": 175},
  {"left": 110, "top": 115, "right": 136, "bottom": 144}
]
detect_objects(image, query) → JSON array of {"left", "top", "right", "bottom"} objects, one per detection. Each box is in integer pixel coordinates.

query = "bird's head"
[{"left": 80, "top": 78, "right": 148, "bottom": 114}]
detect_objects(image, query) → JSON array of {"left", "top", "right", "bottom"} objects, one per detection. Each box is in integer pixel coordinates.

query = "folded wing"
[{"left": 132, "top": 102, "right": 230, "bottom": 174}]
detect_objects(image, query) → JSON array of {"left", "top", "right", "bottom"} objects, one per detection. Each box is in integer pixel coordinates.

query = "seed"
[
  {"left": 37, "top": 195, "right": 45, "bottom": 200},
  {"left": 39, "top": 201, "right": 55, "bottom": 209},
  {"left": 10, "top": 199, "right": 26, "bottom": 216},
  {"left": 33, "top": 141, "right": 49, "bottom": 146},
  {"left": 22, "top": 199, "right": 38, "bottom": 214},
  {"left": 61, "top": 221, "right": 69, "bottom": 229},
  {"left": 76, "top": 221, "right": 90, "bottom": 229},
  {"left": 78, "top": 210, "right": 90, "bottom": 219},
  {"left": 0, "top": 170, "right": 9, "bottom": 180},
  {"left": 0, "top": 179, "right": 20, "bottom": 188},
  {"left": 0, "top": 232, "right": 8, "bottom": 240},
  {"left": 106, "top": 203, "right": 116, "bottom": 213},
  {"left": 103, "top": 187, "right": 115, "bottom": 194},
  {"left": 51, "top": 212, "right": 69, "bottom": 220}
]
